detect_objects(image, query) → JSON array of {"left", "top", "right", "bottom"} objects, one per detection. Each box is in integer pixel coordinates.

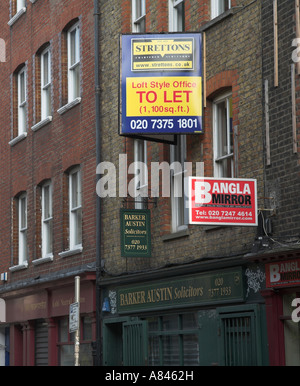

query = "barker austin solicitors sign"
[
  {"left": 189, "top": 177, "right": 258, "bottom": 226},
  {"left": 120, "top": 33, "right": 202, "bottom": 135}
]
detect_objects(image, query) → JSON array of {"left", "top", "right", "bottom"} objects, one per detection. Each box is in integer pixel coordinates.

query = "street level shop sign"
[
  {"left": 117, "top": 268, "right": 244, "bottom": 313},
  {"left": 120, "top": 33, "right": 202, "bottom": 136},
  {"left": 189, "top": 177, "right": 258, "bottom": 226},
  {"left": 120, "top": 209, "right": 151, "bottom": 258},
  {"left": 266, "top": 259, "right": 300, "bottom": 288}
]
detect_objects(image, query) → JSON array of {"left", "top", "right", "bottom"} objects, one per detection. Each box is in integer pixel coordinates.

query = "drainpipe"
[{"left": 94, "top": 0, "right": 102, "bottom": 367}]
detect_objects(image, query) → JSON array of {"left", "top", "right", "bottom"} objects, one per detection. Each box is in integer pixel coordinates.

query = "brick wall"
[
  {"left": 0, "top": 0, "right": 96, "bottom": 285},
  {"left": 262, "top": 0, "right": 300, "bottom": 240},
  {"left": 100, "top": 0, "right": 264, "bottom": 276}
]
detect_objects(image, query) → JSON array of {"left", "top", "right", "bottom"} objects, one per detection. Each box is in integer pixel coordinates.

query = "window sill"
[
  {"left": 9, "top": 261, "right": 28, "bottom": 272},
  {"left": 162, "top": 228, "right": 189, "bottom": 242},
  {"left": 30, "top": 0, "right": 38, "bottom": 3},
  {"left": 8, "top": 7, "right": 26, "bottom": 27},
  {"left": 57, "top": 97, "right": 81, "bottom": 115},
  {"left": 9, "top": 132, "right": 27, "bottom": 146},
  {"left": 32, "top": 254, "right": 53, "bottom": 266},
  {"left": 31, "top": 116, "right": 52, "bottom": 132},
  {"left": 58, "top": 246, "right": 83, "bottom": 258},
  {"left": 200, "top": 7, "right": 242, "bottom": 32}
]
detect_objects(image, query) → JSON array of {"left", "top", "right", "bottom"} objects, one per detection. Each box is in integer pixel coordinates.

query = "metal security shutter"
[
  {"left": 220, "top": 312, "right": 256, "bottom": 366},
  {"left": 123, "top": 320, "right": 148, "bottom": 366},
  {"left": 35, "top": 320, "right": 48, "bottom": 366}
]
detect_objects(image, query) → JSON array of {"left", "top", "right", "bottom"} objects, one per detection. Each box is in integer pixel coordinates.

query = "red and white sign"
[
  {"left": 266, "top": 259, "right": 300, "bottom": 288},
  {"left": 189, "top": 177, "right": 257, "bottom": 226}
]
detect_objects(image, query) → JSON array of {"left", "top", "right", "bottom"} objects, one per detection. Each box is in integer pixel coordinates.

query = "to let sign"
[
  {"left": 189, "top": 177, "right": 258, "bottom": 226},
  {"left": 120, "top": 33, "right": 203, "bottom": 135},
  {"left": 120, "top": 209, "right": 151, "bottom": 257}
]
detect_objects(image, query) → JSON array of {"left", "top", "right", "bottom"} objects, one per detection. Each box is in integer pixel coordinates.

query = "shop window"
[
  {"left": 211, "top": 0, "right": 231, "bottom": 19},
  {"left": 169, "top": 0, "right": 185, "bottom": 32},
  {"left": 58, "top": 316, "right": 93, "bottom": 366},
  {"left": 147, "top": 313, "right": 199, "bottom": 366},
  {"left": 132, "top": 0, "right": 146, "bottom": 33},
  {"left": 213, "top": 92, "right": 234, "bottom": 177}
]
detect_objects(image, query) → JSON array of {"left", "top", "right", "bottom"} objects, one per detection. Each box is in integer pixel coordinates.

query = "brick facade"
[{"left": 100, "top": 0, "right": 264, "bottom": 277}]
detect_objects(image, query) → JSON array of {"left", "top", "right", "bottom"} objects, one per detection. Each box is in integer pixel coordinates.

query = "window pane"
[
  {"left": 20, "top": 196, "right": 26, "bottom": 229},
  {"left": 70, "top": 28, "right": 77, "bottom": 66},
  {"left": 183, "top": 334, "right": 199, "bottom": 365},
  {"left": 59, "top": 318, "right": 69, "bottom": 342},
  {"left": 182, "top": 313, "right": 197, "bottom": 329},
  {"left": 71, "top": 172, "right": 79, "bottom": 208},
  {"left": 148, "top": 336, "right": 160, "bottom": 365},
  {"left": 175, "top": 2, "right": 184, "bottom": 32},
  {"left": 43, "top": 184, "right": 50, "bottom": 219},
  {"left": 19, "top": 71, "right": 25, "bottom": 105},
  {"left": 82, "top": 317, "right": 92, "bottom": 341},
  {"left": 72, "top": 64, "right": 80, "bottom": 99},
  {"left": 43, "top": 51, "right": 49, "bottom": 86},
  {"left": 75, "top": 207, "right": 82, "bottom": 245},
  {"left": 162, "top": 315, "right": 178, "bottom": 331},
  {"left": 162, "top": 335, "right": 180, "bottom": 365},
  {"left": 60, "top": 345, "right": 74, "bottom": 366}
]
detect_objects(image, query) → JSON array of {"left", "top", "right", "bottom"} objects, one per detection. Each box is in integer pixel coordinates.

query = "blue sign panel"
[{"left": 120, "top": 33, "right": 203, "bottom": 135}]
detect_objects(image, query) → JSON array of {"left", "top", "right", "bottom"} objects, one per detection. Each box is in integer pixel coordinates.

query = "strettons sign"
[
  {"left": 189, "top": 177, "right": 258, "bottom": 226},
  {"left": 120, "top": 33, "right": 202, "bottom": 135}
]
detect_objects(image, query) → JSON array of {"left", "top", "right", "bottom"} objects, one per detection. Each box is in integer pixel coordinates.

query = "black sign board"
[{"left": 120, "top": 209, "right": 151, "bottom": 258}]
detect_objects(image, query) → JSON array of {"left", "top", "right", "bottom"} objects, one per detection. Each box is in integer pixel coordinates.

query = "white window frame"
[
  {"left": 132, "top": 0, "right": 146, "bottom": 33},
  {"left": 67, "top": 22, "right": 80, "bottom": 103},
  {"left": 211, "top": 0, "right": 231, "bottom": 19},
  {"left": 41, "top": 46, "right": 52, "bottom": 121},
  {"left": 169, "top": 0, "right": 184, "bottom": 32},
  {"left": 134, "top": 139, "right": 148, "bottom": 209},
  {"left": 213, "top": 92, "right": 234, "bottom": 178},
  {"left": 69, "top": 167, "right": 82, "bottom": 250},
  {"left": 41, "top": 181, "right": 53, "bottom": 258},
  {"left": 18, "top": 193, "right": 27, "bottom": 265},
  {"left": 16, "top": 0, "right": 25, "bottom": 12},
  {"left": 170, "top": 136, "right": 188, "bottom": 233},
  {"left": 17, "top": 66, "right": 27, "bottom": 135}
]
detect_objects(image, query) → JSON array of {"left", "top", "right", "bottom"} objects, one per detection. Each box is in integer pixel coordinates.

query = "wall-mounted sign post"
[
  {"left": 189, "top": 177, "right": 258, "bottom": 226},
  {"left": 120, "top": 209, "right": 151, "bottom": 257},
  {"left": 120, "top": 33, "right": 202, "bottom": 137}
]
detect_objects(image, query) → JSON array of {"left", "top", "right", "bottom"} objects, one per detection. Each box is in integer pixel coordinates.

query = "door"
[
  {"left": 198, "top": 304, "right": 268, "bottom": 366},
  {"left": 123, "top": 320, "right": 148, "bottom": 366}
]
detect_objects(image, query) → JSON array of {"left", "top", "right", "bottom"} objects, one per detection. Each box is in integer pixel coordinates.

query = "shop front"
[
  {"left": 261, "top": 255, "right": 300, "bottom": 366},
  {"left": 101, "top": 263, "right": 269, "bottom": 366},
  {"left": 3, "top": 273, "right": 96, "bottom": 366}
]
